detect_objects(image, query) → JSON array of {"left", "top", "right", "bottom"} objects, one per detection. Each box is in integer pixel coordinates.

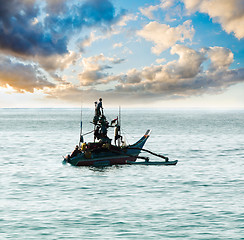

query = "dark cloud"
[
  {"left": 0, "top": 0, "right": 125, "bottom": 57},
  {"left": 0, "top": 56, "right": 55, "bottom": 92},
  {"left": 0, "top": 0, "right": 68, "bottom": 56}
]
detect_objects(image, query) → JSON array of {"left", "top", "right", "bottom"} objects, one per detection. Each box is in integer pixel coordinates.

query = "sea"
[{"left": 0, "top": 108, "right": 244, "bottom": 239}]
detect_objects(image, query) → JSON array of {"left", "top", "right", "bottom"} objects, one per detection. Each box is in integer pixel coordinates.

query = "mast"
[
  {"left": 79, "top": 105, "right": 83, "bottom": 147},
  {"left": 118, "top": 106, "right": 121, "bottom": 147}
]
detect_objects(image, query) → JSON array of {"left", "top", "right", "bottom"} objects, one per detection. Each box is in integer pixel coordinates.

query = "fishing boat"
[{"left": 63, "top": 99, "right": 178, "bottom": 167}]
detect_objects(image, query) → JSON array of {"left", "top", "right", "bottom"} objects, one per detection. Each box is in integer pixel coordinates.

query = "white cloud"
[
  {"left": 42, "top": 45, "right": 244, "bottom": 104},
  {"left": 140, "top": 0, "right": 175, "bottom": 20},
  {"left": 140, "top": 5, "right": 159, "bottom": 20},
  {"left": 113, "top": 43, "right": 123, "bottom": 49},
  {"left": 35, "top": 51, "right": 80, "bottom": 72},
  {"left": 79, "top": 54, "right": 124, "bottom": 86},
  {"left": 114, "top": 45, "right": 244, "bottom": 98},
  {"left": 117, "top": 13, "right": 138, "bottom": 26},
  {"left": 169, "top": 44, "right": 206, "bottom": 78},
  {"left": 137, "top": 20, "right": 194, "bottom": 54},
  {"left": 156, "top": 58, "right": 166, "bottom": 64},
  {"left": 183, "top": 0, "right": 244, "bottom": 39},
  {"left": 206, "top": 46, "right": 234, "bottom": 71}
]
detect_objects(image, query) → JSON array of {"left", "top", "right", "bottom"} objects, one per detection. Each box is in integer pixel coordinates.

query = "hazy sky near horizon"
[{"left": 0, "top": 0, "right": 244, "bottom": 108}]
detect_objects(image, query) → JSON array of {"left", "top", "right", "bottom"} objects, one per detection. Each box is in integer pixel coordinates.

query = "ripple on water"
[{"left": 1, "top": 109, "right": 244, "bottom": 239}]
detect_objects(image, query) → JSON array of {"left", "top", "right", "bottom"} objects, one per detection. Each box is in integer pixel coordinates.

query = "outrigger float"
[{"left": 63, "top": 99, "right": 178, "bottom": 167}]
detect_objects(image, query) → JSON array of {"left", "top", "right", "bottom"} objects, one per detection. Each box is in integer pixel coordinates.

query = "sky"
[{"left": 0, "top": 0, "right": 244, "bottom": 108}]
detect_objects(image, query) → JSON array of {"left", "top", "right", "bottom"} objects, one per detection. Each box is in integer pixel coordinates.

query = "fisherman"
[
  {"left": 70, "top": 145, "right": 80, "bottom": 158},
  {"left": 94, "top": 125, "right": 101, "bottom": 140},
  {"left": 114, "top": 124, "right": 123, "bottom": 145},
  {"left": 94, "top": 101, "right": 98, "bottom": 115},
  {"left": 96, "top": 98, "right": 103, "bottom": 117},
  {"left": 100, "top": 116, "right": 109, "bottom": 140}
]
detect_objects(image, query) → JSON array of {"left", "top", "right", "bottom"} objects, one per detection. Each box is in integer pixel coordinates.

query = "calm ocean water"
[{"left": 0, "top": 108, "right": 244, "bottom": 239}]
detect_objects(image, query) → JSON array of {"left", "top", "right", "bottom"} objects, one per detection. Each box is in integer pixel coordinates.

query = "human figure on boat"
[
  {"left": 99, "top": 115, "right": 111, "bottom": 143},
  {"left": 70, "top": 145, "right": 81, "bottom": 158},
  {"left": 114, "top": 124, "right": 123, "bottom": 145},
  {"left": 94, "top": 125, "right": 101, "bottom": 140},
  {"left": 93, "top": 101, "right": 99, "bottom": 125},
  {"left": 96, "top": 98, "right": 103, "bottom": 117}
]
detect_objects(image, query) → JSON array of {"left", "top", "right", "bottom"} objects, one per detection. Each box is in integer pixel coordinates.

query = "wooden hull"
[
  {"left": 64, "top": 130, "right": 151, "bottom": 167},
  {"left": 76, "top": 156, "right": 137, "bottom": 167}
]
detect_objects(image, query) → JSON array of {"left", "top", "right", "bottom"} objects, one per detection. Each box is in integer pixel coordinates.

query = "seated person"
[{"left": 70, "top": 145, "right": 80, "bottom": 158}]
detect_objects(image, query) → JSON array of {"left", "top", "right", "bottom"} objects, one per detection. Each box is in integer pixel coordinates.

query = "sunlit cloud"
[
  {"left": 205, "top": 46, "right": 234, "bottom": 71},
  {"left": 0, "top": 57, "right": 55, "bottom": 93},
  {"left": 183, "top": 0, "right": 244, "bottom": 39},
  {"left": 156, "top": 58, "right": 166, "bottom": 64},
  {"left": 137, "top": 20, "right": 194, "bottom": 54},
  {"left": 78, "top": 54, "right": 125, "bottom": 86},
  {"left": 117, "top": 13, "right": 138, "bottom": 26},
  {"left": 113, "top": 43, "right": 123, "bottom": 49},
  {"left": 113, "top": 45, "right": 243, "bottom": 98},
  {"left": 43, "top": 45, "right": 244, "bottom": 103},
  {"left": 140, "top": 0, "right": 174, "bottom": 20},
  {"left": 0, "top": 0, "right": 243, "bottom": 108}
]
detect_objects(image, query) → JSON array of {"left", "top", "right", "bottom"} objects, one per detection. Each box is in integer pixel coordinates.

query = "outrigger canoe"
[{"left": 63, "top": 99, "right": 178, "bottom": 167}]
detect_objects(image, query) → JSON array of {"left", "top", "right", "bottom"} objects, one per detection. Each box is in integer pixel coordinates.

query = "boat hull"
[
  {"left": 75, "top": 156, "right": 137, "bottom": 167},
  {"left": 65, "top": 130, "right": 151, "bottom": 167}
]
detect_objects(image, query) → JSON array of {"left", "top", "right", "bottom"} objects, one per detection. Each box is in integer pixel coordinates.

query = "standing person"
[
  {"left": 93, "top": 101, "right": 99, "bottom": 124},
  {"left": 114, "top": 124, "right": 122, "bottom": 145},
  {"left": 94, "top": 101, "right": 98, "bottom": 115},
  {"left": 96, "top": 98, "right": 103, "bottom": 117}
]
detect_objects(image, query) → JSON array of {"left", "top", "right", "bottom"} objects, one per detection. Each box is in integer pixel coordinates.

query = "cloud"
[
  {"left": 0, "top": 0, "right": 125, "bottom": 57},
  {"left": 114, "top": 45, "right": 244, "bottom": 98},
  {"left": 140, "top": 5, "right": 160, "bottom": 20},
  {"left": 42, "top": 45, "right": 244, "bottom": 104},
  {"left": 168, "top": 44, "right": 206, "bottom": 78},
  {"left": 113, "top": 43, "right": 123, "bottom": 48},
  {"left": 0, "top": 0, "right": 67, "bottom": 57},
  {"left": 206, "top": 46, "right": 234, "bottom": 71},
  {"left": 44, "top": 83, "right": 83, "bottom": 102},
  {"left": 140, "top": 0, "right": 174, "bottom": 20},
  {"left": 183, "top": 0, "right": 244, "bottom": 39},
  {"left": 34, "top": 51, "right": 80, "bottom": 72},
  {"left": 116, "top": 13, "right": 138, "bottom": 26},
  {"left": 79, "top": 54, "right": 124, "bottom": 86},
  {"left": 156, "top": 58, "right": 166, "bottom": 64},
  {"left": 0, "top": 56, "right": 55, "bottom": 93},
  {"left": 137, "top": 20, "right": 194, "bottom": 54},
  {"left": 0, "top": 0, "right": 126, "bottom": 94}
]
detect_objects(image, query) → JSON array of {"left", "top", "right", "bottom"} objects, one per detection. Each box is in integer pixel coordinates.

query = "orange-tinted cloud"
[{"left": 0, "top": 57, "right": 55, "bottom": 93}]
